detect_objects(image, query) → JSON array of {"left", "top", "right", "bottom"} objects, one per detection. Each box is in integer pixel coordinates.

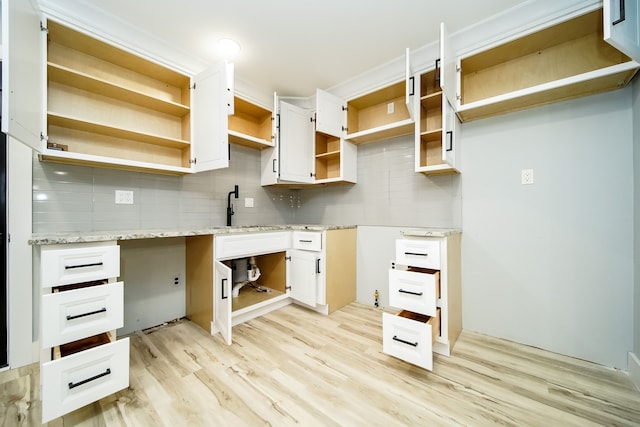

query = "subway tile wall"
[
  {"left": 32, "top": 144, "right": 294, "bottom": 233},
  {"left": 32, "top": 135, "right": 461, "bottom": 232}
]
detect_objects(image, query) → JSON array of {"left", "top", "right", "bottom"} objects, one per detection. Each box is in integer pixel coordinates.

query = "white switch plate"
[
  {"left": 244, "top": 197, "right": 254, "bottom": 208},
  {"left": 521, "top": 169, "right": 534, "bottom": 185},
  {"left": 115, "top": 190, "right": 134, "bottom": 204}
]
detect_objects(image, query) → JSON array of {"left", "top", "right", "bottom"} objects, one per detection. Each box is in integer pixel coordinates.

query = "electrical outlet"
[
  {"left": 115, "top": 190, "right": 134, "bottom": 204},
  {"left": 521, "top": 169, "right": 534, "bottom": 185},
  {"left": 172, "top": 273, "right": 182, "bottom": 287},
  {"left": 244, "top": 197, "right": 254, "bottom": 208},
  {"left": 387, "top": 102, "right": 394, "bottom": 114}
]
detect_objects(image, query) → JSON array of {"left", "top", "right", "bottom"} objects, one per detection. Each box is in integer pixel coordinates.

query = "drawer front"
[
  {"left": 41, "top": 282, "right": 124, "bottom": 348},
  {"left": 41, "top": 338, "right": 130, "bottom": 422},
  {"left": 41, "top": 243, "right": 120, "bottom": 287},
  {"left": 292, "top": 231, "right": 322, "bottom": 251},
  {"left": 388, "top": 269, "right": 438, "bottom": 316},
  {"left": 215, "top": 231, "right": 291, "bottom": 260},
  {"left": 395, "top": 239, "right": 440, "bottom": 269},
  {"left": 382, "top": 311, "right": 439, "bottom": 371}
]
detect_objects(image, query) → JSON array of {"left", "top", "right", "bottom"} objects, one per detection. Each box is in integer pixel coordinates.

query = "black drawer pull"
[
  {"left": 299, "top": 239, "right": 313, "bottom": 243},
  {"left": 65, "top": 262, "right": 103, "bottom": 270},
  {"left": 399, "top": 289, "right": 423, "bottom": 296},
  {"left": 404, "top": 252, "right": 428, "bottom": 257},
  {"left": 68, "top": 368, "right": 111, "bottom": 389},
  {"left": 66, "top": 307, "right": 107, "bottom": 321},
  {"left": 393, "top": 336, "right": 418, "bottom": 347}
]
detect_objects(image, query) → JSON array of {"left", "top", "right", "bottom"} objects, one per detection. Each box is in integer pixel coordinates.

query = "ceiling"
[{"left": 55, "top": 0, "right": 524, "bottom": 97}]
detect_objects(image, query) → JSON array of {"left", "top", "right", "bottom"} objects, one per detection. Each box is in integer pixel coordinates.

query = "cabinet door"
[
  {"left": 604, "top": 0, "right": 640, "bottom": 63},
  {"left": 191, "top": 61, "right": 233, "bottom": 173},
  {"left": 316, "top": 89, "right": 344, "bottom": 138},
  {"left": 261, "top": 92, "right": 280, "bottom": 185},
  {"left": 1, "top": 0, "right": 44, "bottom": 151},
  {"left": 442, "top": 96, "right": 461, "bottom": 170},
  {"left": 439, "top": 22, "right": 458, "bottom": 109},
  {"left": 214, "top": 260, "right": 232, "bottom": 345},
  {"left": 279, "top": 100, "right": 314, "bottom": 183},
  {"left": 287, "top": 249, "right": 318, "bottom": 307},
  {"left": 405, "top": 48, "right": 417, "bottom": 121}
]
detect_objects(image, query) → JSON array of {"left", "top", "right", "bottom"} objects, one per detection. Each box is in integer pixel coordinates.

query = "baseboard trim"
[{"left": 629, "top": 352, "right": 640, "bottom": 392}]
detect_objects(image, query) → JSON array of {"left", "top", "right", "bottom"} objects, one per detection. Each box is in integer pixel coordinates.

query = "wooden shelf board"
[
  {"left": 347, "top": 119, "right": 414, "bottom": 145},
  {"left": 421, "top": 91, "right": 443, "bottom": 110},
  {"left": 315, "top": 150, "right": 341, "bottom": 160},
  {"left": 48, "top": 62, "right": 190, "bottom": 117},
  {"left": 228, "top": 130, "right": 274, "bottom": 149},
  {"left": 48, "top": 112, "right": 190, "bottom": 149},
  {"left": 421, "top": 129, "right": 443, "bottom": 142},
  {"left": 39, "top": 151, "right": 191, "bottom": 175},
  {"left": 417, "top": 164, "right": 459, "bottom": 176}
]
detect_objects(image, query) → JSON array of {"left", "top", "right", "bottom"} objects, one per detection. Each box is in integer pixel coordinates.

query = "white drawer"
[
  {"left": 215, "top": 231, "right": 291, "bottom": 260},
  {"left": 41, "top": 282, "right": 124, "bottom": 349},
  {"left": 395, "top": 238, "right": 440, "bottom": 269},
  {"left": 41, "top": 243, "right": 120, "bottom": 288},
  {"left": 388, "top": 269, "right": 439, "bottom": 316},
  {"left": 41, "top": 337, "right": 130, "bottom": 423},
  {"left": 292, "top": 231, "right": 322, "bottom": 251},
  {"left": 382, "top": 310, "right": 440, "bottom": 371}
]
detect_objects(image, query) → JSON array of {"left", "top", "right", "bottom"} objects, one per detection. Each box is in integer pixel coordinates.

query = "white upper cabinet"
[
  {"left": 2, "top": 0, "right": 44, "bottom": 151},
  {"left": 276, "top": 97, "right": 315, "bottom": 184},
  {"left": 191, "top": 61, "right": 232, "bottom": 173},
  {"left": 315, "top": 89, "right": 344, "bottom": 138},
  {"left": 604, "top": 0, "right": 640, "bottom": 63},
  {"left": 344, "top": 48, "right": 416, "bottom": 145},
  {"left": 450, "top": 7, "right": 639, "bottom": 122}
]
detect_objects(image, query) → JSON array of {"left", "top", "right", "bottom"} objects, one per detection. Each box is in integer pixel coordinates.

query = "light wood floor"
[{"left": 1, "top": 302, "right": 639, "bottom": 426}]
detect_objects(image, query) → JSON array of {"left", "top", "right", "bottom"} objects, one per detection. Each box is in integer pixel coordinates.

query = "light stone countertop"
[
  {"left": 401, "top": 228, "right": 462, "bottom": 237},
  {"left": 29, "top": 224, "right": 357, "bottom": 245}
]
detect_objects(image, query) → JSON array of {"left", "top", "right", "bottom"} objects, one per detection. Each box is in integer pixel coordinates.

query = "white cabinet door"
[
  {"left": 279, "top": 100, "right": 314, "bottom": 183},
  {"left": 442, "top": 96, "right": 461, "bottom": 170},
  {"left": 1, "top": 0, "right": 44, "bottom": 151},
  {"left": 315, "top": 89, "right": 344, "bottom": 138},
  {"left": 439, "top": 22, "right": 458, "bottom": 109},
  {"left": 605, "top": 0, "right": 640, "bottom": 63},
  {"left": 214, "top": 260, "right": 232, "bottom": 345},
  {"left": 287, "top": 249, "right": 318, "bottom": 307},
  {"left": 405, "top": 48, "right": 417, "bottom": 121},
  {"left": 191, "top": 61, "right": 233, "bottom": 173},
  {"left": 261, "top": 92, "right": 280, "bottom": 185}
]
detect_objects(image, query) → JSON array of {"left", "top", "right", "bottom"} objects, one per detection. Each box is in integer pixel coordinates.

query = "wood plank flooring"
[{"left": 1, "top": 302, "right": 639, "bottom": 426}]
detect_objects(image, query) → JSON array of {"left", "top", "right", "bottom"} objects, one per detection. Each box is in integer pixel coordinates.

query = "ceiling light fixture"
[{"left": 218, "top": 38, "right": 241, "bottom": 57}]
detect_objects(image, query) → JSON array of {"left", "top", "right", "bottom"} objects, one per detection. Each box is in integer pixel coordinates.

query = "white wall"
[
  {"left": 461, "top": 88, "right": 634, "bottom": 369},
  {"left": 632, "top": 76, "right": 640, "bottom": 387}
]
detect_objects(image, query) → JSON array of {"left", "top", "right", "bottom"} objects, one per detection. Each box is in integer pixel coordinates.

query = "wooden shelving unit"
[
  {"left": 228, "top": 96, "right": 274, "bottom": 149},
  {"left": 315, "top": 132, "right": 341, "bottom": 180}
]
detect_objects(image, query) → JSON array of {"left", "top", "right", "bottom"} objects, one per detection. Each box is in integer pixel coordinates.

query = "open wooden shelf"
[{"left": 228, "top": 96, "right": 273, "bottom": 149}]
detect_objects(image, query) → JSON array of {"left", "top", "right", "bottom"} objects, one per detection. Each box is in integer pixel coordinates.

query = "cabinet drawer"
[
  {"left": 292, "top": 231, "right": 322, "bottom": 251},
  {"left": 41, "top": 243, "right": 120, "bottom": 287},
  {"left": 389, "top": 269, "right": 439, "bottom": 315},
  {"left": 382, "top": 310, "right": 440, "bottom": 371},
  {"left": 395, "top": 239, "right": 440, "bottom": 269},
  {"left": 215, "top": 232, "right": 291, "bottom": 260},
  {"left": 41, "top": 337, "right": 130, "bottom": 423},
  {"left": 41, "top": 282, "right": 124, "bottom": 349}
]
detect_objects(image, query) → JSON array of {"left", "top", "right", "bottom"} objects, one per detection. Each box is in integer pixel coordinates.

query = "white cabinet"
[
  {"left": 1, "top": 0, "right": 43, "bottom": 151},
  {"left": 383, "top": 232, "right": 461, "bottom": 371},
  {"left": 444, "top": 8, "right": 640, "bottom": 122},
  {"left": 287, "top": 249, "right": 320, "bottom": 307},
  {"left": 604, "top": 0, "right": 640, "bottom": 63},
  {"left": 228, "top": 95, "right": 274, "bottom": 149},
  {"left": 37, "top": 241, "right": 129, "bottom": 422},
  {"left": 3, "top": 2, "right": 232, "bottom": 175}
]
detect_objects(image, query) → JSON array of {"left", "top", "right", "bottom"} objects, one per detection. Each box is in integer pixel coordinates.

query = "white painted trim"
[{"left": 629, "top": 352, "right": 640, "bottom": 392}]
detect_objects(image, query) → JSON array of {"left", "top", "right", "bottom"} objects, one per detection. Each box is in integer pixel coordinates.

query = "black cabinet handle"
[
  {"left": 272, "top": 158, "right": 277, "bottom": 173},
  {"left": 408, "top": 76, "right": 415, "bottom": 97},
  {"left": 399, "top": 289, "right": 423, "bottom": 296},
  {"left": 299, "top": 239, "right": 313, "bottom": 243},
  {"left": 68, "top": 368, "right": 111, "bottom": 389},
  {"left": 613, "top": 0, "right": 626, "bottom": 25},
  {"left": 66, "top": 307, "right": 107, "bottom": 321},
  {"left": 316, "top": 258, "right": 321, "bottom": 274},
  {"left": 221, "top": 278, "right": 228, "bottom": 300},
  {"left": 435, "top": 58, "right": 441, "bottom": 82},
  {"left": 65, "top": 262, "right": 103, "bottom": 270},
  {"left": 393, "top": 336, "right": 418, "bottom": 347},
  {"left": 405, "top": 252, "right": 428, "bottom": 257},
  {"left": 446, "top": 130, "right": 453, "bottom": 152}
]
